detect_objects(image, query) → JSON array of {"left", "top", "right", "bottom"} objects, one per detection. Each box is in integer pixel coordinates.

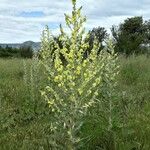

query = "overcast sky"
[{"left": 0, "top": 0, "right": 149, "bottom": 43}]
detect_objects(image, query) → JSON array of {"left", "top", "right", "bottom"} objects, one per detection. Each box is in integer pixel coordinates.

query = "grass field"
[{"left": 0, "top": 55, "right": 150, "bottom": 149}]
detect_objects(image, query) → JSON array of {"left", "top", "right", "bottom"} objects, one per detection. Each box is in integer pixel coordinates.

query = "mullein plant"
[
  {"left": 29, "top": 55, "right": 41, "bottom": 113},
  {"left": 40, "top": 0, "right": 119, "bottom": 149},
  {"left": 23, "top": 59, "right": 28, "bottom": 85},
  {"left": 22, "top": 56, "right": 42, "bottom": 119},
  {"left": 87, "top": 42, "right": 120, "bottom": 149},
  {"left": 79, "top": 40, "right": 120, "bottom": 149}
]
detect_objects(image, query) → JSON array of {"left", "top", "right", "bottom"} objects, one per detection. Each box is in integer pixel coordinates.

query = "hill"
[{"left": 0, "top": 41, "right": 41, "bottom": 51}]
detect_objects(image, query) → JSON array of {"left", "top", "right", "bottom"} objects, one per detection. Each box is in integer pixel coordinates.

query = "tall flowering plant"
[{"left": 40, "top": 0, "right": 119, "bottom": 149}]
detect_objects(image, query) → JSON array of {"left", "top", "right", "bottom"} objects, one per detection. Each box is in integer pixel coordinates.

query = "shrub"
[{"left": 20, "top": 46, "right": 33, "bottom": 58}]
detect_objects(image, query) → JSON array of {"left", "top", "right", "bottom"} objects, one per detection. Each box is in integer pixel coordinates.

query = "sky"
[{"left": 0, "top": 0, "right": 149, "bottom": 43}]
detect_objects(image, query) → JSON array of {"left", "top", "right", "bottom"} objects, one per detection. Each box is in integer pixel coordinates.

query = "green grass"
[
  {"left": 0, "top": 58, "right": 52, "bottom": 150},
  {"left": 80, "top": 55, "right": 150, "bottom": 149},
  {"left": 119, "top": 55, "right": 150, "bottom": 104},
  {"left": 0, "top": 55, "right": 150, "bottom": 149}
]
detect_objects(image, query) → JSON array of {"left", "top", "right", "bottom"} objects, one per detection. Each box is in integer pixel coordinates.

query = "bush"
[
  {"left": 0, "top": 45, "right": 20, "bottom": 58},
  {"left": 20, "top": 46, "right": 33, "bottom": 58}
]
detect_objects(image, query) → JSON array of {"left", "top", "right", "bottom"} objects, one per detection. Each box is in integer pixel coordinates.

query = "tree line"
[
  {"left": 0, "top": 45, "right": 33, "bottom": 58},
  {"left": 88, "top": 16, "right": 150, "bottom": 56},
  {"left": 0, "top": 16, "right": 149, "bottom": 58}
]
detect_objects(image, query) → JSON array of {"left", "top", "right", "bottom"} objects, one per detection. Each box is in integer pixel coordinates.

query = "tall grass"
[
  {"left": 80, "top": 55, "right": 150, "bottom": 149},
  {"left": 0, "top": 58, "right": 51, "bottom": 150},
  {"left": 0, "top": 55, "right": 150, "bottom": 149}
]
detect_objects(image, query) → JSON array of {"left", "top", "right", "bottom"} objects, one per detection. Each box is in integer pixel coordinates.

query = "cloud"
[{"left": 0, "top": 0, "right": 149, "bottom": 43}]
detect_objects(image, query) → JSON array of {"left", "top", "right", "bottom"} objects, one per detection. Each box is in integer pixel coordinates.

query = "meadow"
[{"left": 0, "top": 55, "right": 150, "bottom": 150}]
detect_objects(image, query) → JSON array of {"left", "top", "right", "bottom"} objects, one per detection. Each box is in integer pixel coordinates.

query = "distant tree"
[
  {"left": 87, "top": 27, "right": 108, "bottom": 55},
  {"left": 6, "top": 46, "right": 13, "bottom": 57},
  {"left": 144, "top": 20, "right": 150, "bottom": 45},
  {"left": 0, "top": 46, "right": 3, "bottom": 56},
  {"left": 0, "top": 45, "right": 21, "bottom": 58},
  {"left": 111, "top": 16, "right": 146, "bottom": 55},
  {"left": 20, "top": 45, "right": 33, "bottom": 58},
  {"left": 0, "top": 45, "right": 11, "bottom": 57}
]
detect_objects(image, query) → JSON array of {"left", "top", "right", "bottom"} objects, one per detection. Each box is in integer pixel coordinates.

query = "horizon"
[
  {"left": 0, "top": 0, "right": 150, "bottom": 43},
  {"left": 0, "top": 40, "right": 40, "bottom": 44}
]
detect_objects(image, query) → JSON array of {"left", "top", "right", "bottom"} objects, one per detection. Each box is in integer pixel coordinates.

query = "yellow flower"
[
  {"left": 94, "top": 91, "right": 99, "bottom": 96},
  {"left": 41, "top": 91, "right": 46, "bottom": 96},
  {"left": 68, "top": 52, "right": 73, "bottom": 59},
  {"left": 76, "top": 66, "right": 81, "bottom": 75},
  {"left": 93, "top": 71, "right": 97, "bottom": 75},
  {"left": 82, "top": 60, "right": 87, "bottom": 67},
  {"left": 88, "top": 90, "right": 92, "bottom": 94},
  {"left": 67, "top": 75, "right": 72, "bottom": 80},
  {"left": 95, "top": 78, "right": 101, "bottom": 84},
  {"left": 58, "top": 83, "right": 62, "bottom": 87},
  {"left": 48, "top": 99, "right": 54, "bottom": 106},
  {"left": 78, "top": 89, "right": 83, "bottom": 95},
  {"left": 58, "top": 75, "right": 63, "bottom": 80},
  {"left": 67, "top": 64, "right": 71, "bottom": 68},
  {"left": 76, "top": 70, "right": 80, "bottom": 75},
  {"left": 54, "top": 76, "right": 59, "bottom": 82},
  {"left": 77, "top": 66, "right": 81, "bottom": 71},
  {"left": 57, "top": 66, "right": 63, "bottom": 72},
  {"left": 84, "top": 73, "right": 88, "bottom": 77},
  {"left": 92, "top": 83, "right": 96, "bottom": 87},
  {"left": 72, "top": 82, "right": 75, "bottom": 86}
]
